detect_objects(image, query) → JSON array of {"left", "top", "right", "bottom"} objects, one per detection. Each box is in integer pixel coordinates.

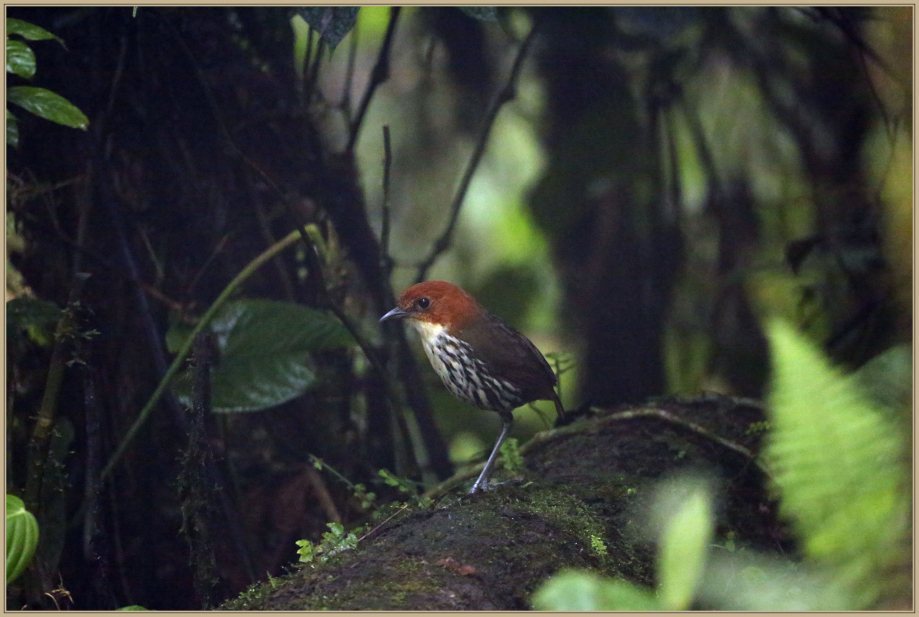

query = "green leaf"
[
  {"left": 531, "top": 570, "right": 661, "bottom": 611},
  {"left": 296, "top": 539, "right": 317, "bottom": 563},
  {"left": 657, "top": 486, "right": 713, "bottom": 610},
  {"left": 294, "top": 7, "right": 359, "bottom": 51},
  {"left": 7, "top": 86, "right": 88, "bottom": 130},
  {"left": 7, "top": 39, "right": 36, "bottom": 78},
  {"left": 6, "top": 494, "right": 39, "bottom": 584},
  {"left": 6, "top": 18, "right": 64, "bottom": 45},
  {"left": 173, "top": 299, "right": 354, "bottom": 413},
  {"left": 7, "top": 109, "right": 19, "bottom": 147},
  {"left": 459, "top": 7, "right": 499, "bottom": 22},
  {"left": 764, "top": 320, "right": 909, "bottom": 608},
  {"left": 116, "top": 606, "right": 149, "bottom": 611}
]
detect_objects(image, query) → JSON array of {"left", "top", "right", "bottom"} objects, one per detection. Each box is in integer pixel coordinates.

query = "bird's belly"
[{"left": 421, "top": 333, "right": 524, "bottom": 413}]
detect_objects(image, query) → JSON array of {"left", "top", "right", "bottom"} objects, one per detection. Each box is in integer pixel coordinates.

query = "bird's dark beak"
[{"left": 380, "top": 307, "right": 411, "bottom": 323}]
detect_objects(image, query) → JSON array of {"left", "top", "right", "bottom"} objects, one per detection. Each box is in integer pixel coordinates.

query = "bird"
[{"left": 380, "top": 280, "right": 565, "bottom": 493}]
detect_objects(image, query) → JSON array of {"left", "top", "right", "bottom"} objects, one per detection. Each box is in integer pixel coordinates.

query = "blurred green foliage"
[{"left": 532, "top": 319, "right": 910, "bottom": 610}]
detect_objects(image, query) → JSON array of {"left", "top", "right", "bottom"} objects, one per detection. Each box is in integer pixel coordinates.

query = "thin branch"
[
  {"left": 338, "top": 22, "right": 360, "bottom": 123},
  {"left": 357, "top": 503, "right": 410, "bottom": 543},
  {"left": 303, "top": 27, "right": 314, "bottom": 92},
  {"left": 414, "top": 25, "right": 539, "bottom": 284},
  {"left": 380, "top": 125, "right": 394, "bottom": 278},
  {"left": 346, "top": 6, "right": 401, "bottom": 152},
  {"left": 306, "top": 38, "right": 326, "bottom": 105},
  {"left": 304, "top": 465, "right": 342, "bottom": 524}
]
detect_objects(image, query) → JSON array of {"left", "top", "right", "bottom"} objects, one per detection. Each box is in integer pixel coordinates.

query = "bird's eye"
[{"left": 416, "top": 297, "right": 430, "bottom": 310}]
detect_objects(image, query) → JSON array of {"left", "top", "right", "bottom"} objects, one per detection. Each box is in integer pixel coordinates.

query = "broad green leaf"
[
  {"left": 531, "top": 569, "right": 660, "bottom": 611},
  {"left": 657, "top": 487, "right": 713, "bottom": 610},
  {"left": 6, "top": 18, "right": 64, "bottom": 45},
  {"left": 7, "top": 109, "right": 19, "bottom": 147},
  {"left": 7, "top": 39, "right": 36, "bottom": 78},
  {"left": 294, "top": 7, "right": 359, "bottom": 51},
  {"left": 6, "top": 494, "right": 39, "bottom": 584},
  {"left": 7, "top": 86, "right": 88, "bottom": 130},
  {"left": 459, "top": 7, "right": 499, "bottom": 22},
  {"left": 765, "top": 320, "right": 909, "bottom": 608},
  {"left": 173, "top": 299, "right": 354, "bottom": 413},
  {"left": 116, "top": 606, "right": 149, "bottom": 611}
]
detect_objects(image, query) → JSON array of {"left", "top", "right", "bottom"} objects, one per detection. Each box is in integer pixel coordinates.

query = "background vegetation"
[{"left": 5, "top": 6, "right": 911, "bottom": 610}]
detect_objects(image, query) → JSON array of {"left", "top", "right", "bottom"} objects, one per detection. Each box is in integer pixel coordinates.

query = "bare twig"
[
  {"left": 338, "top": 22, "right": 360, "bottom": 123},
  {"left": 304, "top": 465, "right": 342, "bottom": 524},
  {"left": 414, "top": 25, "right": 539, "bottom": 284},
  {"left": 346, "top": 7, "right": 401, "bottom": 152},
  {"left": 306, "top": 38, "right": 326, "bottom": 104},
  {"left": 303, "top": 27, "right": 314, "bottom": 91},
  {"left": 380, "top": 125, "right": 394, "bottom": 277},
  {"left": 357, "top": 503, "right": 410, "bottom": 543}
]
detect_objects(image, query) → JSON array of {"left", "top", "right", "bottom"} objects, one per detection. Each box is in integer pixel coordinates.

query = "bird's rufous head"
[{"left": 380, "top": 281, "right": 481, "bottom": 331}]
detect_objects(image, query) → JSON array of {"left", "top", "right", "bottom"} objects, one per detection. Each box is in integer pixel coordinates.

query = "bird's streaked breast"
[{"left": 412, "top": 320, "right": 523, "bottom": 413}]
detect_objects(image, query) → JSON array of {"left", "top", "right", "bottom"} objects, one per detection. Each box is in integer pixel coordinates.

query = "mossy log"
[{"left": 221, "top": 395, "right": 792, "bottom": 611}]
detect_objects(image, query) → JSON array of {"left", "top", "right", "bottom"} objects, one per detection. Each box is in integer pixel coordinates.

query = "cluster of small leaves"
[
  {"left": 296, "top": 522, "right": 361, "bottom": 564},
  {"left": 378, "top": 469, "right": 432, "bottom": 509},
  {"left": 744, "top": 420, "right": 772, "bottom": 436},
  {"left": 310, "top": 455, "right": 377, "bottom": 511},
  {"left": 498, "top": 437, "right": 525, "bottom": 477},
  {"left": 352, "top": 483, "right": 376, "bottom": 511},
  {"left": 6, "top": 18, "right": 89, "bottom": 147},
  {"left": 589, "top": 534, "right": 608, "bottom": 558}
]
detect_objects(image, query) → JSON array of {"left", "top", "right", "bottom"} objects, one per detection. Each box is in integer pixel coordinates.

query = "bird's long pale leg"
[{"left": 469, "top": 418, "right": 512, "bottom": 494}]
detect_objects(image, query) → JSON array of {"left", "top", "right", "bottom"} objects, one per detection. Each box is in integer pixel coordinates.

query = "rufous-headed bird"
[{"left": 381, "top": 281, "right": 565, "bottom": 493}]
